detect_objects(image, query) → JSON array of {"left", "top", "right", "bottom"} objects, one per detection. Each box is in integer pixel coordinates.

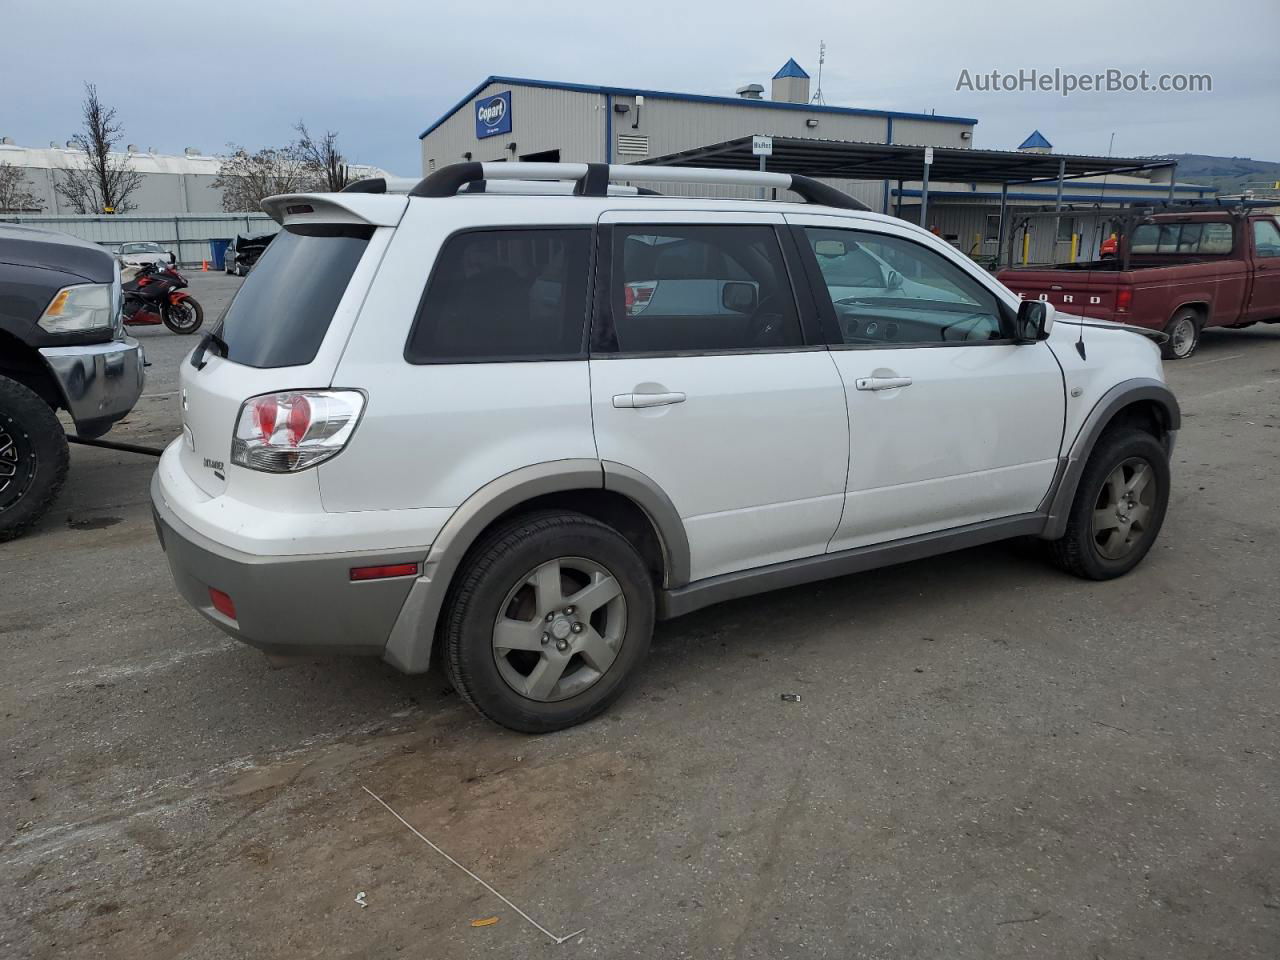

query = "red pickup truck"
[{"left": 998, "top": 209, "right": 1280, "bottom": 359}]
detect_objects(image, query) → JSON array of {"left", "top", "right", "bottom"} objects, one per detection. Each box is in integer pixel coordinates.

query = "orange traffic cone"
[{"left": 201, "top": 259, "right": 208, "bottom": 272}]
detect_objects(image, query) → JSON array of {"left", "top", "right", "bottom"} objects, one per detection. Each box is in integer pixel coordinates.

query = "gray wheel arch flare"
[
  {"left": 1040, "top": 377, "right": 1181, "bottom": 542},
  {"left": 381, "top": 459, "right": 690, "bottom": 674}
]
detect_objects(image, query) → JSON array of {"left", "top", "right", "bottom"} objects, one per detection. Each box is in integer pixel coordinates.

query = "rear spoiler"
[{"left": 259, "top": 193, "right": 407, "bottom": 228}]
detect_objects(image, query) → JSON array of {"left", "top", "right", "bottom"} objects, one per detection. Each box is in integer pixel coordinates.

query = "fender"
[
  {"left": 381, "top": 459, "right": 691, "bottom": 674},
  {"left": 167, "top": 290, "right": 193, "bottom": 306},
  {"left": 1039, "top": 377, "right": 1180, "bottom": 541}
]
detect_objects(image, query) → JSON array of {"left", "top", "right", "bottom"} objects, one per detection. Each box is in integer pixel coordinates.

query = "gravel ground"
[{"left": 2, "top": 274, "right": 1277, "bottom": 959}]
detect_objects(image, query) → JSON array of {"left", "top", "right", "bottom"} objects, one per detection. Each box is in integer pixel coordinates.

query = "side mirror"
[
  {"left": 721, "top": 281, "right": 758, "bottom": 314},
  {"left": 1015, "top": 299, "right": 1055, "bottom": 341},
  {"left": 885, "top": 269, "right": 904, "bottom": 291}
]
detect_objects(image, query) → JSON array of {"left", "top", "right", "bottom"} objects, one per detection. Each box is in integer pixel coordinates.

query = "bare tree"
[
  {"left": 0, "top": 162, "right": 40, "bottom": 213},
  {"left": 294, "top": 121, "right": 352, "bottom": 192},
  {"left": 213, "top": 143, "right": 320, "bottom": 212},
  {"left": 55, "top": 83, "right": 142, "bottom": 214}
]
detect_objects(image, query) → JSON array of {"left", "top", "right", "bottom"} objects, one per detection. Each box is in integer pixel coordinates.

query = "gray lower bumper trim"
[
  {"left": 40, "top": 337, "right": 145, "bottom": 436},
  {"left": 151, "top": 474, "right": 425, "bottom": 657}
]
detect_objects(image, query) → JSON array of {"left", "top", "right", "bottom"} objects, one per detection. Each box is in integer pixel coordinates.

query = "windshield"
[
  {"left": 121, "top": 242, "right": 163, "bottom": 254},
  {"left": 215, "top": 227, "right": 371, "bottom": 369}
]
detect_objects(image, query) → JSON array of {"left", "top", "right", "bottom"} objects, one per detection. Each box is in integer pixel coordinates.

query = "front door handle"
[
  {"left": 854, "top": 376, "right": 912, "bottom": 392},
  {"left": 613, "top": 392, "right": 687, "bottom": 409}
]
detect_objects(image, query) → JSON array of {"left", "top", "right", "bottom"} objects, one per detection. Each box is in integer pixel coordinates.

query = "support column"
[
  {"left": 919, "top": 156, "right": 931, "bottom": 227},
  {"left": 996, "top": 183, "right": 1009, "bottom": 266}
]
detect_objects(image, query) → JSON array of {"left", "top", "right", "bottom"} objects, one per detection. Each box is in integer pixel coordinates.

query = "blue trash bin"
[{"left": 209, "top": 238, "right": 231, "bottom": 271}]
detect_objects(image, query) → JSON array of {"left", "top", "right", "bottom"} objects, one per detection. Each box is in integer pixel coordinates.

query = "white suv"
[{"left": 151, "top": 162, "right": 1179, "bottom": 732}]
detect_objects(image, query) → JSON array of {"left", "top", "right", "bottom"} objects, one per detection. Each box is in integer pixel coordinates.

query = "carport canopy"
[{"left": 640, "top": 135, "right": 1178, "bottom": 248}]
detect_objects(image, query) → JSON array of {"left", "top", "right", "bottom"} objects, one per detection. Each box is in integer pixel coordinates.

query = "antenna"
[{"left": 811, "top": 41, "right": 827, "bottom": 105}]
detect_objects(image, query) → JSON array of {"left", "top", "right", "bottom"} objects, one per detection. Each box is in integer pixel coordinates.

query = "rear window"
[
  {"left": 406, "top": 228, "right": 591, "bottom": 363},
  {"left": 1130, "top": 221, "right": 1233, "bottom": 256},
  {"left": 216, "top": 228, "right": 369, "bottom": 368}
]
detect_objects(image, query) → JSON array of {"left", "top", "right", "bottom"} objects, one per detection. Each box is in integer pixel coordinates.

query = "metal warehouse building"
[
  {"left": 419, "top": 61, "right": 1216, "bottom": 266},
  {"left": 0, "top": 139, "right": 390, "bottom": 216},
  {"left": 418, "top": 59, "right": 977, "bottom": 210}
]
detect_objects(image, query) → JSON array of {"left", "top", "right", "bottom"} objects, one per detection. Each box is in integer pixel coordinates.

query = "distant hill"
[{"left": 1155, "top": 153, "right": 1280, "bottom": 195}]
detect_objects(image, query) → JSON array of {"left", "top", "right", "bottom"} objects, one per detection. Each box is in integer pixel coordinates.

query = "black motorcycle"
[{"left": 121, "top": 261, "right": 204, "bottom": 335}]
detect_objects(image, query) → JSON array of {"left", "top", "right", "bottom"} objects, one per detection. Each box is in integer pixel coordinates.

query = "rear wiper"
[{"left": 191, "top": 330, "right": 228, "bottom": 370}]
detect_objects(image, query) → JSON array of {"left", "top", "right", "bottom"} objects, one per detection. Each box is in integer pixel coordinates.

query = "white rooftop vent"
[
  {"left": 736, "top": 83, "right": 764, "bottom": 100},
  {"left": 0, "top": 136, "right": 14, "bottom": 146},
  {"left": 184, "top": 147, "right": 200, "bottom": 157},
  {"left": 127, "top": 144, "right": 140, "bottom": 153}
]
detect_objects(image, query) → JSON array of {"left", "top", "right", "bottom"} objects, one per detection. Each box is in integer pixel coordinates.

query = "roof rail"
[
  {"left": 341, "top": 174, "right": 661, "bottom": 198},
  {"left": 406, "top": 161, "right": 871, "bottom": 211}
]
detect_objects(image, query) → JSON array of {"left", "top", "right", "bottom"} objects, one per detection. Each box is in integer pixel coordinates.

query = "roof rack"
[
  {"left": 341, "top": 175, "right": 658, "bottom": 198},
  {"left": 388, "top": 161, "right": 871, "bottom": 211}
]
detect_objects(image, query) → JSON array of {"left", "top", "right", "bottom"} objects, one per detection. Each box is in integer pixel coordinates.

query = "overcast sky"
[{"left": 3, "top": 0, "right": 1276, "bottom": 175}]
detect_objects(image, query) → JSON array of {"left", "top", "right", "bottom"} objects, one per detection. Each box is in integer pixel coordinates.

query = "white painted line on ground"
[
  {"left": 1185, "top": 354, "right": 1244, "bottom": 367},
  {"left": 362, "top": 785, "right": 586, "bottom": 946},
  {"left": 141, "top": 390, "right": 179, "bottom": 399}
]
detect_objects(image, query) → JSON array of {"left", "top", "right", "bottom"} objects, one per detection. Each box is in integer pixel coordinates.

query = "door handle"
[
  {"left": 613, "top": 392, "right": 687, "bottom": 409},
  {"left": 854, "top": 376, "right": 912, "bottom": 392}
]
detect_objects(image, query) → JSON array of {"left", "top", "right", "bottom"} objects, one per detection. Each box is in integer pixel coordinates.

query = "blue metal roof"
[
  {"left": 419, "top": 75, "right": 978, "bottom": 139},
  {"left": 1018, "top": 130, "right": 1053, "bottom": 149},
  {"left": 773, "top": 58, "right": 810, "bottom": 80}
]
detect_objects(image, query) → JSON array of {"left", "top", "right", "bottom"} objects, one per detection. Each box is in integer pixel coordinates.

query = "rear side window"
[
  {"left": 217, "top": 228, "right": 369, "bottom": 368},
  {"left": 603, "top": 224, "right": 803, "bottom": 354},
  {"left": 406, "top": 228, "right": 591, "bottom": 362},
  {"left": 1130, "top": 221, "right": 1234, "bottom": 255}
]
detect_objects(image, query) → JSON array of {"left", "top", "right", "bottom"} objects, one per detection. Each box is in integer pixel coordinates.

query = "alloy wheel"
[
  {"left": 0, "top": 420, "right": 36, "bottom": 512},
  {"left": 491, "top": 556, "right": 627, "bottom": 702},
  {"left": 1170, "top": 316, "right": 1197, "bottom": 358},
  {"left": 1091, "top": 457, "right": 1156, "bottom": 560}
]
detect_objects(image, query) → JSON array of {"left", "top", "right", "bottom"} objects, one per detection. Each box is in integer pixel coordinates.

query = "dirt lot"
[{"left": 2, "top": 273, "right": 1278, "bottom": 959}]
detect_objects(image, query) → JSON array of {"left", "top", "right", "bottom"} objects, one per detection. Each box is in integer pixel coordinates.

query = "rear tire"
[
  {"left": 1161, "top": 308, "right": 1200, "bottom": 360},
  {"left": 442, "top": 510, "right": 655, "bottom": 733},
  {"left": 1047, "top": 427, "right": 1170, "bottom": 580},
  {"left": 163, "top": 298, "right": 204, "bottom": 334},
  {"left": 0, "top": 376, "right": 69, "bottom": 542}
]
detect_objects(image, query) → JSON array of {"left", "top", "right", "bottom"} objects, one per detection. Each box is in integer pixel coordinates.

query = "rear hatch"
[{"left": 178, "top": 195, "right": 404, "bottom": 499}]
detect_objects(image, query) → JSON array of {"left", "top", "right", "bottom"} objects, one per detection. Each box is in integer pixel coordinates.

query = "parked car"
[
  {"left": 0, "top": 225, "right": 145, "bottom": 540},
  {"left": 998, "top": 207, "right": 1280, "bottom": 359},
  {"left": 224, "top": 233, "right": 273, "bottom": 277},
  {"left": 152, "top": 162, "right": 1179, "bottom": 733},
  {"left": 117, "top": 241, "right": 176, "bottom": 268}
]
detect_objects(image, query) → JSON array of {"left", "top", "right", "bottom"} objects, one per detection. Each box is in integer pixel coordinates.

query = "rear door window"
[
  {"left": 603, "top": 224, "right": 803, "bottom": 353},
  {"left": 216, "top": 228, "right": 366, "bottom": 368},
  {"left": 405, "top": 228, "right": 591, "bottom": 362}
]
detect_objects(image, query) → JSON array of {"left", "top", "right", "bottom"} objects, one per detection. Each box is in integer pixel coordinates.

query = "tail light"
[
  {"left": 1116, "top": 288, "right": 1133, "bottom": 313},
  {"left": 231, "top": 390, "right": 365, "bottom": 473},
  {"left": 624, "top": 281, "right": 658, "bottom": 316}
]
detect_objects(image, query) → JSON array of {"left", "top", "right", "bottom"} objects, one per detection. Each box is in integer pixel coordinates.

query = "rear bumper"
[
  {"left": 40, "top": 337, "right": 145, "bottom": 439},
  {"left": 150, "top": 472, "right": 422, "bottom": 657}
]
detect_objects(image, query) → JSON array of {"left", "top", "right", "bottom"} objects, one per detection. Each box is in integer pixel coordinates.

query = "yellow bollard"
[
  {"left": 1070, "top": 233, "right": 1079, "bottom": 262},
  {"left": 1021, "top": 231, "right": 1030, "bottom": 265},
  {"left": 972, "top": 233, "right": 982, "bottom": 256}
]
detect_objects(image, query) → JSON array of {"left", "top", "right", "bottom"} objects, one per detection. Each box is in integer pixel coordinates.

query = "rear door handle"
[
  {"left": 854, "top": 376, "right": 912, "bottom": 392},
  {"left": 613, "top": 392, "right": 687, "bottom": 409}
]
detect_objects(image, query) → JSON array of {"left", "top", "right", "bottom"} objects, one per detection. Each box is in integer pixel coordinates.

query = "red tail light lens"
[
  {"left": 1116, "top": 288, "right": 1133, "bottom": 312},
  {"left": 349, "top": 563, "right": 419, "bottom": 582},
  {"left": 624, "top": 281, "right": 657, "bottom": 316},
  {"left": 232, "top": 390, "right": 365, "bottom": 473},
  {"left": 209, "top": 587, "right": 237, "bottom": 619}
]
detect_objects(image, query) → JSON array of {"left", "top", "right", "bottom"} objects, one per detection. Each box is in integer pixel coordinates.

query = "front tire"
[
  {"left": 1162, "top": 308, "right": 1201, "bottom": 360},
  {"left": 0, "top": 376, "right": 70, "bottom": 542},
  {"left": 163, "top": 298, "right": 204, "bottom": 334},
  {"left": 1047, "top": 427, "right": 1170, "bottom": 580},
  {"left": 442, "top": 511, "right": 655, "bottom": 733}
]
